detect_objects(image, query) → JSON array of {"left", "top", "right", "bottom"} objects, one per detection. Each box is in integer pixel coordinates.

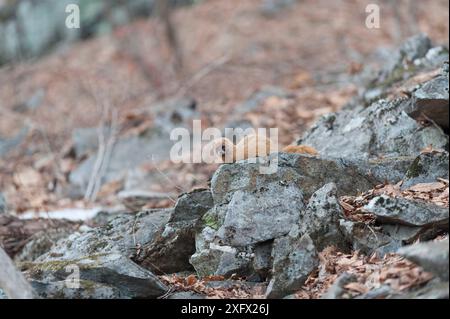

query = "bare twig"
[{"left": 84, "top": 90, "right": 119, "bottom": 202}]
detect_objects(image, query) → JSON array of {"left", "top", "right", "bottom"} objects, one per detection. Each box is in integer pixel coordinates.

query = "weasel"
[
  {"left": 282, "top": 144, "right": 319, "bottom": 156},
  {"left": 208, "top": 134, "right": 318, "bottom": 163}
]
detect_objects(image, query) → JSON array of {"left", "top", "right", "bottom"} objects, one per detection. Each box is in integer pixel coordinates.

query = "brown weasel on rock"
[
  {"left": 208, "top": 134, "right": 319, "bottom": 163},
  {"left": 282, "top": 144, "right": 319, "bottom": 156}
]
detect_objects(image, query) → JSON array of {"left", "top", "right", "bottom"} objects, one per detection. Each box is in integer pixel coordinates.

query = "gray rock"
[
  {"left": 357, "top": 285, "right": 393, "bottom": 299},
  {"left": 298, "top": 183, "right": 347, "bottom": 251},
  {"left": 190, "top": 244, "right": 253, "bottom": 278},
  {"left": 189, "top": 247, "right": 223, "bottom": 277},
  {"left": 351, "top": 156, "right": 417, "bottom": 184},
  {"left": 298, "top": 98, "right": 448, "bottom": 160},
  {"left": 390, "top": 279, "right": 449, "bottom": 299},
  {"left": 339, "top": 220, "right": 400, "bottom": 255},
  {"left": 25, "top": 254, "right": 168, "bottom": 299},
  {"left": 189, "top": 226, "right": 254, "bottom": 277},
  {"left": 14, "top": 229, "right": 73, "bottom": 263},
  {"left": 373, "top": 34, "right": 433, "bottom": 89},
  {"left": 167, "top": 291, "right": 206, "bottom": 299},
  {"left": 215, "top": 248, "right": 254, "bottom": 278},
  {"left": 212, "top": 153, "right": 381, "bottom": 205},
  {"left": 265, "top": 231, "right": 319, "bottom": 299},
  {"left": 22, "top": 209, "right": 171, "bottom": 298},
  {"left": 402, "top": 151, "right": 449, "bottom": 189},
  {"left": 364, "top": 195, "right": 449, "bottom": 228},
  {"left": 139, "top": 221, "right": 197, "bottom": 274},
  {"left": 321, "top": 272, "right": 357, "bottom": 299},
  {"left": 400, "top": 33, "right": 433, "bottom": 62},
  {"left": 138, "top": 190, "right": 214, "bottom": 274},
  {"left": 170, "top": 189, "right": 213, "bottom": 223},
  {"left": 381, "top": 224, "right": 441, "bottom": 245},
  {"left": 217, "top": 181, "right": 305, "bottom": 247},
  {"left": 398, "top": 239, "right": 449, "bottom": 281},
  {"left": 407, "top": 69, "right": 449, "bottom": 130},
  {"left": 253, "top": 241, "right": 273, "bottom": 279},
  {"left": 0, "top": 289, "right": 6, "bottom": 299}
]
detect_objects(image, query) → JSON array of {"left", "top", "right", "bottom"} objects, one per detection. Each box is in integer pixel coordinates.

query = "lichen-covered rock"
[
  {"left": 407, "top": 64, "right": 449, "bottom": 130},
  {"left": 265, "top": 231, "right": 318, "bottom": 299},
  {"left": 14, "top": 229, "right": 73, "bottom": 263},
  {"left": 350, "top": 156, "right": 417, "bottom": 184},
  {"left": 339, "top": 220, "right": 400, "bottom": 255},
  {"left": 189, "top": 226, "right": 254, "bottom": 278},
  {"left": 138, "top": 189, "right": 213, "bottom": 274},
  {"left": 212, "top": 153, "right": 385, "bottom": 204},
  {"left": 23, "top": 254, "right": 168, "bottom": 299},
  {"left": 298, "top": 98, "right": 448, "bottom": 160},
  {"left": 398, "top": 239, "right": 449, "bottom": 281},
  {"left": 253, "top": 241, "right": 273, "bottom": 279},
  {"left": 22, "top": 209, "right": 171, "bottom": 298},
  {"left": 364, "top": 34, "right": 447, "bottom": 99},
  {"left": 298, "top": 183, "right": 347, "bottom": 251},
  {"left": 170, "top": 189, "right": 214, "bottom": 223},
  {"left": 381, "top": 224, "right": 441, "bottom": 245},
  {"left": 364, "top": 196, "right": 449, "bottom": 228},
  {"left": 217, "top": 182, "right": 305, "bottom": 246},
  {"left": 402, "top": 151, "right": 449, "bottom": 189}
]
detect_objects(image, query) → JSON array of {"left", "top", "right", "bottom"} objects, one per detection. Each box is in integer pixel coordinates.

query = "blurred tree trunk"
[
  {"left": 0, "top": 246, "right": 34, "bottom": 299},
  {"left": 155, "top": 0, "right": 183, "bottom": 73}
]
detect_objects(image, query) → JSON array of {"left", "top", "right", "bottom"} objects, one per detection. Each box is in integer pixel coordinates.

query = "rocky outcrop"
[
  {"left": 406, "top": 63, "right": 449, "bottom": 131},
  {"left": 10, "top": 35, "right": 449, "bottom": 299},
  {"left": 21, "top": 209, "right": 171, "bottom": 298},
  {"left": 364, "top": 195, "right": 449, "bottom": 228},
  {"left": 20, "top": 189, "right": 213, "bottom": 298},
  {"left": 298, "top": 98, "right": 448, "bottom": 160},
  {"left": 137, "top": 189, "right": 214, "bottom": 274},
  {"left": 299, "top": 35, "right": 449, "bottom": 159}
]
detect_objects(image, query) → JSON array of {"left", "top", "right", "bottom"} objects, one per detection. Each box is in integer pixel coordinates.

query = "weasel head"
[{"left": 210, "top": 137, "right": 235, "bottom": 163}]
